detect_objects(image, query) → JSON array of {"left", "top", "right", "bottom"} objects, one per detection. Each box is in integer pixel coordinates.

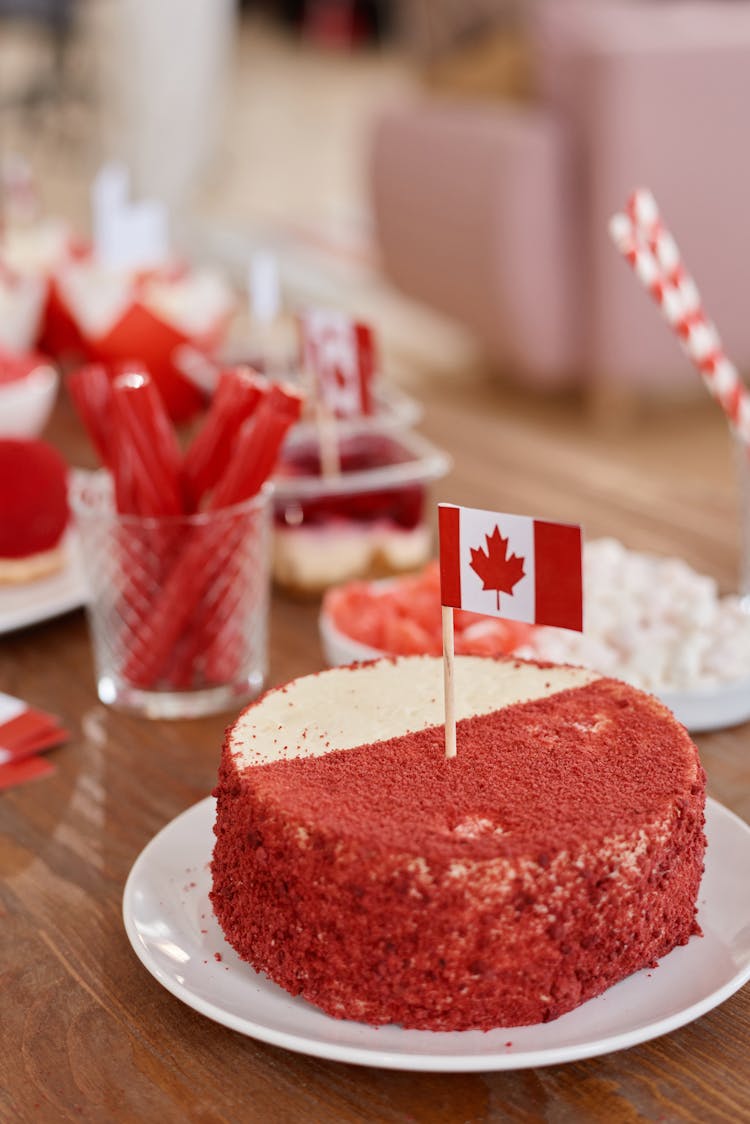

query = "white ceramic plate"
[
  {"left": 319, "top": 609, "right": 750, "bottom": 734},
  {"left": 123, "top": 796, "right": 750, "bottom": 1072},
  {"left": 319, "top": 605, "right": 385, "bottom": 667},
  {"left": 661, "top": 674, "right": 750, "bottom": 737},
  {"left": 659, "top": 680, "right": 750, "bottom": 734},
  {"left": 0, "top": 531, "right": 88, "bottom": 635}
]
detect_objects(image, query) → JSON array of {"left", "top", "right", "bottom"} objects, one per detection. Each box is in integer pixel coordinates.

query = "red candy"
[
  {"left": 69, "top": 368, "right": 304, "bottom": 690},
  {"left": 325, "top": 561, "right": 534, "bottom": 658},
  {"left": 0, "top": 438, "right": 68, "bottom": 558}
]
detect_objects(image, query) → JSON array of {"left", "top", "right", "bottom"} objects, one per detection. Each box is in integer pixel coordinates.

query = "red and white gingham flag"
[
  {"left": 299, "top": 309, "right": 375, "bottom": 418},
  {"left": 438, "top": 504, "right": 583, "bottom": 632}
]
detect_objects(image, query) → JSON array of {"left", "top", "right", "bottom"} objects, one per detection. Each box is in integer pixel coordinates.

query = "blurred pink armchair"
[{"left": 371, "top": 1, "right": 750, "bottom": 403}]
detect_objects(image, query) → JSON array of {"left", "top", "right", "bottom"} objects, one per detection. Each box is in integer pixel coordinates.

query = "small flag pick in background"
[
  {"left": 438, "top": 504, "right": 583, "bottom": 759},
  {"left": 0, "top": 692, "right": 69, "bottom": 791},
  {"left": 298, "top": 308, "right": 376, "bottom": 419},
  {"left": 298, "top": 308, "right": 377, "bottom": 479}
]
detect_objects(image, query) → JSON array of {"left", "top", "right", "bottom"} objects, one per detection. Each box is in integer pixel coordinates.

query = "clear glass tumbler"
[{"left": 71, "top": 472, "right": 271, "bottom": 718}]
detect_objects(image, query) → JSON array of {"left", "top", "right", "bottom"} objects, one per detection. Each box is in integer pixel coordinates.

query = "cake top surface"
[
  {"left": 225, "top": 657, "right": 703, "bottom": 862},
  {"left": 229, "top": 655, "right": 600, "bottom": 767}
]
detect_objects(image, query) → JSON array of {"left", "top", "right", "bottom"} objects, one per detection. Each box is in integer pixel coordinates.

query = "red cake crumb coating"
[
  {"left": 211, "top": 660, "right": 706, "bottom": 1031},
  {"left": 0, "top": 438, "right": 69, "bottom": 559}
]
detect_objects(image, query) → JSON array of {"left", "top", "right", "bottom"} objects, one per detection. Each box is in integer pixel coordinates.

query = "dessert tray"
[
  {"left": 123, "top": 796, "right": 750, "bottom": 1072},
  {"left": 0, "top": 531, "right": 87, "bottom": 635}
]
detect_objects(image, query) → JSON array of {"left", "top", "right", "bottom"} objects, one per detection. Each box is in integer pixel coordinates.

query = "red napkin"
[{"left": 0, "top": 693, "right": 69, "bottom": 790}]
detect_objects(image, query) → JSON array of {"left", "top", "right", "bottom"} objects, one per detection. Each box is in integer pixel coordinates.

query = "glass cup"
[{"left": 71, "top": 472, "right": 271, "bottom": 718}]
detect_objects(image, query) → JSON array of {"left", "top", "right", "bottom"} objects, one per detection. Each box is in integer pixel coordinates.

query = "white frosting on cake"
[{"left": 229, "top": 655, "right": 600, "bottom": 767}]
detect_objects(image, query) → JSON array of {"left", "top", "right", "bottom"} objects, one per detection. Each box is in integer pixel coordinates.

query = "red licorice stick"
[
  {"left": 122, "top": 386, "right": 302, "bottom": 689},
  {"left": 193, "top": 503, "right": 261, "bottom": 688},
  {"left": 209, "top": 382, "right": 304, "bottom": 509},
  {"left": 106, "top": 372, "right": 185, "bottom": 677},
  {"left": 204, "top": 618, "right": 245, "bottom": 686},
  {"left": 190, "top": 389, "right": 303, "bottom": 685},
  {"left": 67, "top": 364, "right": 116, "bottom": 467},
  {"left": 162, "top": 514, "right": 249, "bottom": 690},
  {"left": 109, "top": 421, "right": 140, "bottom": 514},
  {"left": 181, "top": 366, "right": 267, "bottom": 511},
  {"left": 163, "top": 627, "right": 203, "bottom": 690},
  {"left": 110, "top": 372, "right": 184, "bottom": 516},
  {"left": 121, "top": 519, "right": 228, "bottom": 687}
]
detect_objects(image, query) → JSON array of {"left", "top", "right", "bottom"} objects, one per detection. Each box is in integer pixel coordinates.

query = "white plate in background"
[
  {"left": 0, "top": 531, "right": 87, "bottom": 636},
  {"left": 659, "top": 680, "right": 750, "bottom": 733}
]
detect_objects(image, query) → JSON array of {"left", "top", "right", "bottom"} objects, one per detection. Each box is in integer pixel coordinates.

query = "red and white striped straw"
[{"left": 609, "top": 188, "right": 750, "bottom": 445}]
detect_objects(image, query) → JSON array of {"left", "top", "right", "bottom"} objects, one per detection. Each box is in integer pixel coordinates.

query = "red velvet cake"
[
  {"left": 211, "top": 655, "right": 706, "bottom": 1031},
  {"left": 0, "top": 438, "right": 69, "bottom": 582}
]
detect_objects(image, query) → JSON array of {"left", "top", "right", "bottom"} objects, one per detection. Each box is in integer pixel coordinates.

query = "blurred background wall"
[{"left": 3, "top": 0, "right": 750, "bottom": 410}]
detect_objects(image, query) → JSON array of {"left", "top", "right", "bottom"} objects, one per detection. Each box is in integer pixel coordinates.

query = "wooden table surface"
[{"left": 2, "top": 384, "right": 749, "bottom": 1124}]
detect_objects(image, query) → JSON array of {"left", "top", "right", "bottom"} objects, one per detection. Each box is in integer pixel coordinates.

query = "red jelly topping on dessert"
[{"left": 275, "top": 433, "right": 424, "bottom": 530}]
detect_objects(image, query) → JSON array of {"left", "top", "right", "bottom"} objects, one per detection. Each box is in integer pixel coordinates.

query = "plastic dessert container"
[
  {"left": 289, "top": 383, "right": 422, "bottom": 442},
  {"left": 218, "top": 364, "right": 423, "bottom": 443},
  {"left": 271, "top": 428, "right": 450, "bottom": 594}
]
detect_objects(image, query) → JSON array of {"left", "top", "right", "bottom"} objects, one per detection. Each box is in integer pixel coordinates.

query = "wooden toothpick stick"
[
  {"left": 316, "top": 399, "right": 341, "bottom": 479},
  {"left": 442, "top": 604, "right": 456, "bottom": 759}
]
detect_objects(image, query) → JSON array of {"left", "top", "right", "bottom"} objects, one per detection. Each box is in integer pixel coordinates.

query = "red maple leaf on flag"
[{"left": 469, "top": 525, "right": 526, "bottom": 612}]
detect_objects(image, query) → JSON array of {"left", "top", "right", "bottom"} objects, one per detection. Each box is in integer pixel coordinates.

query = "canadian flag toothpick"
[
  {"left": 299, "top": 308, "right": 376, "bottom": 420},
  {"left": 438, "top": 504, "right": 583, "bottom": 758},
  {"left": 298, "top": 308, "right": 376, "bottom": 477}
]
